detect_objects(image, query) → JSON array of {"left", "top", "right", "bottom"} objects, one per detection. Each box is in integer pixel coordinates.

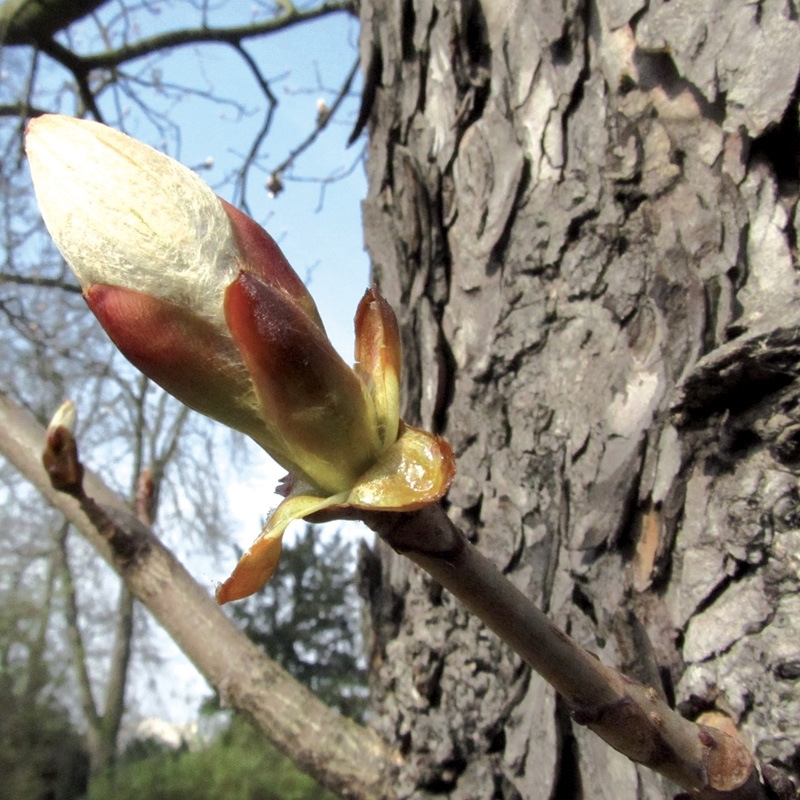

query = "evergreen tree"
[
  {"left": 231, "top": 525, "right": 368, "bottom": 720},
  {"left": 0, "top": 586, "right": 88, "bottom": 800}
]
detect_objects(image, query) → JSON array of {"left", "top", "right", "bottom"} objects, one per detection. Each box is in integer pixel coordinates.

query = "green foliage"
[
  {"left": 86, "top": 717, "right": 340, "bottom": 800},
  {"left": 117, "top": 733, "right": 179, "bottom": 765},
  {"left": 231, "top": 524, "right": 368, "bottom": 719}
]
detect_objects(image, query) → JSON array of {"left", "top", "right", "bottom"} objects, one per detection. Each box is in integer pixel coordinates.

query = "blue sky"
[
  {"left": 29, "top": 4, "right": 373, "bottom": 724},
  {"left": 63, "top": 3, "right": 371, "bottom": 360}
]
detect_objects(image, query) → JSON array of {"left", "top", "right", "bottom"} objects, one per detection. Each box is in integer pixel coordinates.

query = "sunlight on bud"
[
  {"left": 225, "top": 273, "right": 383, "bottom": 493},
  {"left": 355, "top": 288, "right": 401, "bottom": 449},
  {"left": 26, "top": 115, "right": 237, "bottom": 329}
]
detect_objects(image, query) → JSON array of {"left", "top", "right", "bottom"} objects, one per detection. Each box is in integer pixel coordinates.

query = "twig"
[
  {"left": 269, "top": 56, "right": 360, "bottom": 178},
  {"left": 365, "top": 504, "right": 774, "bottom": 799},
  {"left": 33, "top": 38, "right": 103, "bottom": 121},
  {"left": 62, "top": 2, "right": 355, "bottom": 72},
  {"left": 0, "top": 272, "right": 83, "bottom": 294},
  {"left": 228, "top": 42, "right": 278, "bottom": 213}
]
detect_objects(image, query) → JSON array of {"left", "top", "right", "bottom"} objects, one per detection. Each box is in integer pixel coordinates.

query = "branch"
[
  {"left": 32, "top": 37, "right": 103, "bottom": 120},
  {"left": 99, "top": 583, "right": 133, "bottom": 768},
  {"left": 0, "top": 102, "right": 49, "bottom": 118},
  {"left": 269, "top": 55, "right": 360, "bottom": 180},
  {"left": 0, "top": 272, "right": 83, "bottom": 294},
  {"left": 53, "top": 521, "right": 102, "bottom": 733},
  {"left": 363, "top": 505, "right": 773, "bottom": 800},
  {"left": 62, "top": 2, "right": 354, "bottom": 70},
  {"left": 0, "top": 0, "right": 352, "bottom": 51},
  {"left": 0, "top": 389, "right": 398, "bottom": 800},
  {"left": 21, "top": 523, "right": 59, "bottom": 705},
  {"left": 227, "top": 42, "right": 278, "bottom": 212}
]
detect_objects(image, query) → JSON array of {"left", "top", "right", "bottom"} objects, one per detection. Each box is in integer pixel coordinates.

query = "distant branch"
[
  {"left": 269, "top": 55, "right": 359, "bottom": 182},
  {"left": 0, "top": 390, "right": 397, "bottom": 800},
  {"left": 71, "top": 2, "right": 353, "bottom": 71},
  {"left": 1, "top": 0, "right": 353, "bottom": 52},
  {"left": 54, "top": 522, "right": 102, "bottom": 732},
  {"left": 0, "top": 272, "right": 83, "bottom": 294},
  {"left": 228, "top": 41, "right": 278, "bottom": 212},
  {"left": 33, "top": 36, "right": 103, "bottom": 119},
  {"left": 0, "top": 102, "right": 48, "bottom": 119},
  {"left": 4, "top": 0, "right": 352, "bottom": 128},
  {"left": 0, "top": 0, "right": 108, "bottom": 46}
]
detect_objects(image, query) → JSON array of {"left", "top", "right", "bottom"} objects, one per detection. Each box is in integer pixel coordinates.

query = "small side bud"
[
  {"left": 316, "top": 98, "right": 331, "bottom": 126},
  {"left": 136, "top": 467, "right": 157, "bottom": 526},
  {"left": 43, "top": 400, "right": 83, "bottom": 496},
  {"left": 266, "top": 172, "right": 284, "bottom": 198}
]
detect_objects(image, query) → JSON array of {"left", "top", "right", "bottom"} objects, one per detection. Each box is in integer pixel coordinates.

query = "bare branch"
[
  {"left": 0, "top": 0, "right": 108, "bottom": 46},
  {"left": 0, "top": 388, "right": 398, "bottom": 800},
  {"left": 0, "top": 102, "right": 48, "bottom": 118},
  {"left": 20, "top": 526, "right": 58, "bottom": 704},
  {"left": 362, "top": 506, "right": 770, "bottom": 799},
  {"left": 32, "top": 37, "right": 104, "bottom": 120},
  {"left": 78, "top": 2, "right": 355, "bottom": 71},
  {"left": 0, "top": 0, "right": 352, "bottom": 51},
  {"left": 228, "top": 42, "right": 278, "bottom": 212},
  {"left": 99, "top": 584, "right": 134, "bottom": 769},
  {"left": 0, "top": 272, "right": 83, "bottom": 294},
  {"left": 268, "top": 55, "right": 359, "bottom": 186},
  {"left": 53, "top": 522, "right": 102, "bottom": 732}
]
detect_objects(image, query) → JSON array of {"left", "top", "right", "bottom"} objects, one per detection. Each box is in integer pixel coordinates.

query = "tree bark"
[{"left": 357, "top": 0, "right": 800, "bottom": 797}]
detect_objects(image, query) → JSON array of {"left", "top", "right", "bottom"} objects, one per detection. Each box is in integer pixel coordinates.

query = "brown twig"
[
  {"left": 0, "top": 272, "right": 83, "bottom": 293},
  {"left": 268, "top": 56, "right": 360, "bottom": 181},
  {"left": 365, "top": 504, "right": 774, "bottom": 799},
  {"left": 2, "top": 1, "right": 354, "bottom": 56}
]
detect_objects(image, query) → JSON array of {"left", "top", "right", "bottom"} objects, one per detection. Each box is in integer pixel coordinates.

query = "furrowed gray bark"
[{"left": 357, "top": 0, "right": 800, "bottom": 797}]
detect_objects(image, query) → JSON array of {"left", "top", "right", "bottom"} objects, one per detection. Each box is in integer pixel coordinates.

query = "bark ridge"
[{"left": 358, "top": 0, "right": 800, "bottom": 797}]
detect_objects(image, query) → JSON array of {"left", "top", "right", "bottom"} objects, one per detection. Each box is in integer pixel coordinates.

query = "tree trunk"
[{"left": 357, "top": 0, "right": 800, "bottom": 797}]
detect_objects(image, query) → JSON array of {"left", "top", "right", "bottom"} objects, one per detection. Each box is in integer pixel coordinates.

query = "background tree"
[
  {"left": 0, "top": 672, "right": 88, "bottom": 800},
  {"left": 0, "top": 235, "right": 231, "bottom": 774},
  {"left": 232, "top": 524, "right": 369, "bottom": 720},
  {"left": 0, "top": 0, "right": 350, "bottom": 779},
  {"left": 0, "top": 511, "right": 89, "bottom": 800},
  {"left": 2, "top": 1, "right": 800, "bottom": 799}
]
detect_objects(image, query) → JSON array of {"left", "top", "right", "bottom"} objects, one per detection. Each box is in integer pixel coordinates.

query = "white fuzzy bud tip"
[{"left": 26, "top": 115, "right": 238, "bottom": 327}]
